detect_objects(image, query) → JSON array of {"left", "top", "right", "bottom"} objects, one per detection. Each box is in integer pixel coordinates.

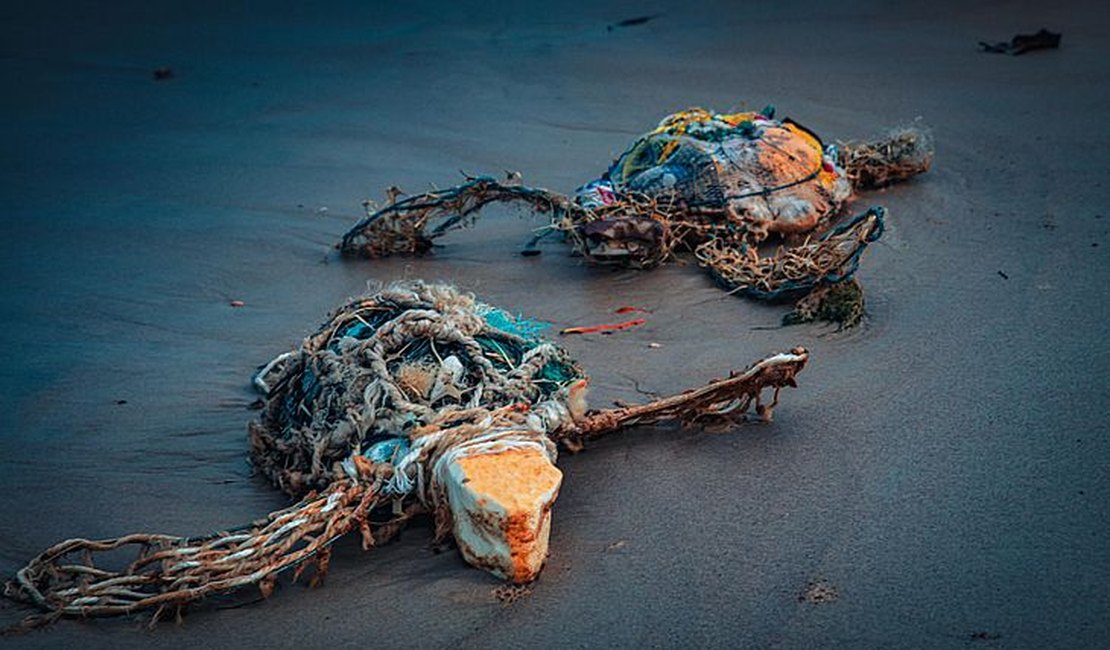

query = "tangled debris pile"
[
  {"left": 249, "top": 282, "right": 583, "bottom": 496},
  {"left": 340, "top": 106, "right": 932, "bottom": 326},
  {"left": 838, "top": 126, "right": 934, "bottom": 190},
  {"left": 697, "top": 207, "right": 884, "bottom": 303},
  {"left": 6, "top": 282, "right": 809, "bottom": 627},
  {"left": 4, "top": 104, "right": 933, "bottom": 630}
]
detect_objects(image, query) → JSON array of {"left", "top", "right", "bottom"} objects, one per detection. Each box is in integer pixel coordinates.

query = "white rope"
[
  {"left": 382, "top": 401, "right": 564, "bottom": 502},
  {"left": 252, "top": 351, "right": 297, "bottom": 395}
]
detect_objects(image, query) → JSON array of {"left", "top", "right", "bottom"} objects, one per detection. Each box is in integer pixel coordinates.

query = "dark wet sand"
[{"left": 2, "top": 1, "right": 1109, "bottom": 647}]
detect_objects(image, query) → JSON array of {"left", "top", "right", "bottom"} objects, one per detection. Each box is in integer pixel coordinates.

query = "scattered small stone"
[
  {"left": 970, "top": 631, "right": 1001, "bottom": 641},
  {"left": 493, "top": 583, "right": 533, "bottom": 606},
  {"left": 798, "top": 579, "right": 838, "bottom": 604},
  {"left": 230, "top": 300, "right": 246, "bottom": 308},
  {"left": 152, "top": 67, "right": 174, "bottom": 81}
]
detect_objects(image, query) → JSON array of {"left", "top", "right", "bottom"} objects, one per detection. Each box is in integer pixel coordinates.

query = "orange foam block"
[{"left": 443, "top": 446, "right": 562, "bottom": 583}]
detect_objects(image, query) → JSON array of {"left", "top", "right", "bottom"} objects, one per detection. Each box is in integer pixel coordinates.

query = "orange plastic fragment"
[{"left": 559, "top": 318, "right": 646, "bottom": 335}]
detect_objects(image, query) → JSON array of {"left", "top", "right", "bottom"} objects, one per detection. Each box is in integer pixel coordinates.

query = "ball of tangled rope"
[
  {"left": 338, "top": 105, "right": 931, "bottom": 327},
  {"left": 5, "top": 282, "right": 809, "bottom": 628}
]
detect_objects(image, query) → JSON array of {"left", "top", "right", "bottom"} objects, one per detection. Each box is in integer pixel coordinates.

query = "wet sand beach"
[{"left": 2, "top": 1, "right": 1109, "bottom": 647}]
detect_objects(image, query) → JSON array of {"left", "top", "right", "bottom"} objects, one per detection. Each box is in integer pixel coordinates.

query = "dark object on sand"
[
  {"left": 152, "top": 67, "right": 174, "bottom": 81},
  {"left": 979, "top": 29, "right": 1061, "bottom": 55},
  {"left": 5, "top": 282, "right": 809, "bottom": 627},
  {"left": 339, "top": 106, "right": 932, "bottom": 328},
  {"left": 782, "top": 279, "right": 866, "bottom": 329},
  {"left": 608, "top": 14, "right": 661, "bottom": 31},
  {"left": 798, "top": 578, "right": 839, "bottom": 604}
]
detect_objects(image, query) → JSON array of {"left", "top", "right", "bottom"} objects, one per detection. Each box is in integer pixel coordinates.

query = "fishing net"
[
  {"left": 337, "top": 106, "right": 928, "bottom": 326},
  {"left": 838, "top": 125, "right": 934, "bottom": 190},
  {"left": 248, "top": 281, "right": 584, "bottom": 496},
  {"left": 696, "top": 207, "right": 885, "bottom": 301},
  {"left": 599, "top": 106, "right": 852, "bottom": 240},
  {"left": 5, "top": 282, "right": 810, "bottom": 628}
]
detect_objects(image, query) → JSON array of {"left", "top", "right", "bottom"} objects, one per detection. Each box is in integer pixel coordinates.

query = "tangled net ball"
[{"left": 249, "top": 281, "right": 584, "bottom": 496}]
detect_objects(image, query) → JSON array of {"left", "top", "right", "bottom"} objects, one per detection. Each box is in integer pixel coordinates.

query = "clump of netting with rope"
[
  {"left": 837, "top": 124, "right": 933, "bottom": 190},
  {"left": 5, "top": 282, "right": 810, "bottom": 629},
  {"left": 248, "top": 281, "right": 585, "bottom": 496},
  {"left": 339, "top": 106, "right": 932, "bottom": 327}
]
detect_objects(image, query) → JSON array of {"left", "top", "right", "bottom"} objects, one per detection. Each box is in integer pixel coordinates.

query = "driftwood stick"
[{"left": 569, "top": 347, "right": 808, "bottom": 441}]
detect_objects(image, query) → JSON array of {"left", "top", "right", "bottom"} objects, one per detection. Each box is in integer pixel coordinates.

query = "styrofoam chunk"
[{"left": 443, "top": 447, "right": 562, "bottom": 583}]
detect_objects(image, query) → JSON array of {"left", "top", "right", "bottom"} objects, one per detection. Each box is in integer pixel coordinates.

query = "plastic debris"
[
  {"left": 559, "top": 318, "right": 647, "bottom": 335},
  {"left": 444, "top": 444, "right": 562, "bottom": 582}
]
